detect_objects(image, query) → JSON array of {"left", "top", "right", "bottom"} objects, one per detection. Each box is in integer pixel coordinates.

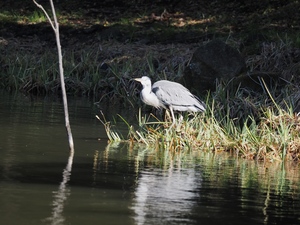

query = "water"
[{"left": 0, "top": 92, "right": 300, "bottom": 225}]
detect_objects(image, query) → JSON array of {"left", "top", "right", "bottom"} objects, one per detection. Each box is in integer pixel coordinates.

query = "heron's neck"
[
  {"left": 141, "top": 84, "right": 161, "bottom": 108},
  {"left": 143, "top": 84, "right": 152, "bottom": 94}
]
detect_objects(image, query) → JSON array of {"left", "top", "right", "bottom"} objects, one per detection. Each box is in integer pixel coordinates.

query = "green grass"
[
  {"left": 27, "top": 10, "right": 48, "bottom": 23},
  {"left": 99, "top": 89, "right": 300, "bottom": 162},
  {"left": 0, "top": 10, "right": 48, "bottom": 25},
  {"left": 0, "top": 39, "right": 190, "bottom": 98},
  {"left": 93, "top": 37, "right": 300, "bottom": 162},
  {"left": 0, "top": 11, "right": 18, "bottom": 24}
]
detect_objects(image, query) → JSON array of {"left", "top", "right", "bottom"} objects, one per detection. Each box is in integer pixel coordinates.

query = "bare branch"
[
  {"left": 32, "top": 0, "right": 56, "bottom": 31},
  {"left": 33, "top": 0, "right": 74, "bottom": 152}
]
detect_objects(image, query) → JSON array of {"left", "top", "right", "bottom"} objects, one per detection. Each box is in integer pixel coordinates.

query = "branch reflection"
[{"left": 45, "top": 151, "right": 74, "bottom": 225}]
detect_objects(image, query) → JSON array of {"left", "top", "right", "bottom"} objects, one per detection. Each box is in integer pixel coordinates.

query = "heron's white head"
[
  {"left": 134, "top": 76, "right": 161, "bottom": 108},
  {"left": 134, "top": 76, "right": 152, "bottom": 88}
]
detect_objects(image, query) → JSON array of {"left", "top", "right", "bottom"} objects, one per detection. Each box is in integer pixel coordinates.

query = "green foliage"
[
  {"left": 28, "top": 10, "right": 47, "bottom": 23},
  {"left": 97, "top": 70, "right": 300, "bottom": 162},
  {"left": 100, "top": 91, "right": 300, "bottom": 162},
  {"left": 0, "top": 38, "right": 190, "bottom": 101}
]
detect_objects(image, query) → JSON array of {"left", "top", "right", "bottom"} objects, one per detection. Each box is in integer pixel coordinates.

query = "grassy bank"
[
  {"left": 0, "top": 38, "right": 195, "bottom": 98},
  {"left": 2, "top": 35, "right": 300, "bottom": 162},
  {"left": 99, "top": 82, "right": 300, "bottom": 162}
]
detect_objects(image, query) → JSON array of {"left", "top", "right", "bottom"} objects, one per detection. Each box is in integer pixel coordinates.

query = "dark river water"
[{"left": 0, "top": 91, "right": 300, "bottom": 225}]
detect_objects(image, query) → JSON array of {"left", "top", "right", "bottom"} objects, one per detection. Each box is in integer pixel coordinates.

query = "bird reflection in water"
[{"left": 131, "top": 164, "right": 201, "bottom": 224}]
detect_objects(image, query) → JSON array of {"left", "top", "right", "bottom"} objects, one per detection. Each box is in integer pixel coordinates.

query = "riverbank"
[{"left": 1, "top": 0, "right": 300, "bottom": 161}]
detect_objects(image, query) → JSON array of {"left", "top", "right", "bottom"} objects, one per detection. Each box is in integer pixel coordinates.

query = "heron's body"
[{"left": 134, "top": 76, "right": 205, "bottom": 126}]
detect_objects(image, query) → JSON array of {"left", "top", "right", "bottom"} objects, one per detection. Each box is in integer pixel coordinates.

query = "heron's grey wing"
[
  {"left": 152, "top": 81, "right": 191, "bottom": 106},
  {"left": 152, "top": 80, "right": 205, "bottom": 111}
]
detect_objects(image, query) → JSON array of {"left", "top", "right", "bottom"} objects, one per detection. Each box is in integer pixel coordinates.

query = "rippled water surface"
[{"left": 0, "top": 92, "right": 300, "bottom": 225}]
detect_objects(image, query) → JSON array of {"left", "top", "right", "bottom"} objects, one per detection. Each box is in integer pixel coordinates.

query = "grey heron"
[{"left": 134, "top": 76, "right": 205, "bottom": 126}]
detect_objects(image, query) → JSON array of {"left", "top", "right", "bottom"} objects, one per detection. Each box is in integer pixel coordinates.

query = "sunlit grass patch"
[
  {"left": 0, "top": 10, "right": 49, "bottom": 25},
  {"left": 98, "top": 84, "right": 300, "bottom": 162},
  {"left": 0, "top": 11, "right": 18, "bottom": 24},
  {"left": 100, "top": 104, "right": 300, "bottom": 162},
  {"left": 96, "top": 111, "right": 123, "bottom": 142},
  {"left": 27, "top": 10, "right": 47, "bottom": 24}
]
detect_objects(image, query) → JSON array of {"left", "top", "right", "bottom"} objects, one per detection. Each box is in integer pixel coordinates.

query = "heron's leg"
[
  {"left": 155, "top": 108, "right": 164, "bottom": 121},
  {"left": 164, "top": 109, "right": 170, "bottom": 121},
  {"left": 178, "top": 113, "right": 183, "bottom": 124},
  {"left": 169, "top": 107, "right": 176, "bottom": 128}
]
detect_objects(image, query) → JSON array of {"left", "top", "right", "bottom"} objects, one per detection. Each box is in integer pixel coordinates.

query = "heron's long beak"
[{"left": 134, "top": 78, "right": 142, "bottom": 83}]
